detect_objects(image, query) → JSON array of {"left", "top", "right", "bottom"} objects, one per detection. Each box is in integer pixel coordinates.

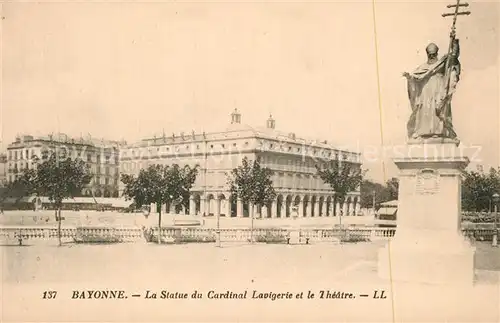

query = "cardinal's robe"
[{"left": 406, "top": 44, "right": 460, "bottom": 139}]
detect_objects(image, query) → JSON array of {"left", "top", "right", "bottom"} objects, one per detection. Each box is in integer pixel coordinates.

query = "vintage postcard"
[{"left": 0, "top": 0, "right": 499, "bottom": 322}]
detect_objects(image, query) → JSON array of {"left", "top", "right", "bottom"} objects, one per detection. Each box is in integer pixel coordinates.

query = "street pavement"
[{"left": 1, "top": 240, "right": 499, "bottom": 322}]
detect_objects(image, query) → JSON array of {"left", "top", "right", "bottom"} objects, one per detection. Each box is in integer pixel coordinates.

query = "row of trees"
[
  {"left": 462, "top": 167, "right": 500, "bottom": 212},
  {"left": 124, "top": 157, "right": 364, "bottom": 244},
  {"left": 359, "top": 178, "right": 399, "bottom": 209},
  {"left": 357, "top": 166, "right": 500, "bottom": 212},
  {"left": 2, "top": 151, "right": 367, "bottom": 245},
  {"left": 6, "top": 147, "right": 500, "bottom": 246}
]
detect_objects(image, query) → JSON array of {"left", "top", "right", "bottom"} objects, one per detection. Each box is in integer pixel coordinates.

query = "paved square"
[{"left": 2, "top": 241, "right": 499, "bottom": 322}]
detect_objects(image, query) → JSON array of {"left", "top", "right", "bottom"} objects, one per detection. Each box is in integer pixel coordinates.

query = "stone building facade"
[
  {"left": 120, "top": 110, "right": 362, "bottom": 218},
  {"left": 6, "top": 133, "right": 125, "bottom": 197},
  {"left": 0, "top": 153, "right": 7, "bottom": 187}
]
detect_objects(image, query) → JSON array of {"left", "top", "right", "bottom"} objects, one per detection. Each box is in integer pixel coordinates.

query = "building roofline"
[{"left": 130, "top": 127, "right": 361, "bottom": 156}]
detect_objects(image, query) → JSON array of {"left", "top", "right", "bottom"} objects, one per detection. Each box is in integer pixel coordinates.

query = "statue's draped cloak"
[{"left": 406, "top": 54, "right": 460, "bottom": 139}]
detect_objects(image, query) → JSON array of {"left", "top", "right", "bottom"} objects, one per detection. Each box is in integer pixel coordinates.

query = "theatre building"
[{"left": 119, "top": 109, "right": 362, "bottom": 218}]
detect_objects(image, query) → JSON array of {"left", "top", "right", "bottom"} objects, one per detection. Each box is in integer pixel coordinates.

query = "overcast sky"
[{"left": 1, "top": 0, "right": 498, "bottom": 183}]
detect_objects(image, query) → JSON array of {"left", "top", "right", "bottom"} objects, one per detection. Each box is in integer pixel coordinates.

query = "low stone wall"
[
  {"left": 462, "top": 228, "right": 498, "bottom": 242},
  {"left": 2, "top": 225, "right": 496, "bottom": 246}
]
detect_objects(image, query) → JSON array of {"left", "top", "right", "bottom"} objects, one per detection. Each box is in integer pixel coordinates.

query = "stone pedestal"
[{"left": 378, "top": 139, "right": 475, "bottom": 285}]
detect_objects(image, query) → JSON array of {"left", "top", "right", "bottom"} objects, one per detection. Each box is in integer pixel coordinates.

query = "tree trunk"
[
  {"left": 339, "top": 201, "right": 343, "bottom": 228},
  {"left": 250, "top": 204, "right": 255, "bottom": 244},
  {"left": 57, "top": 207, "right": 62, "bottom": 247},
  {"left": 338, "top": 198, "right": 346, "bottom": 241},
  {"left": 157, "top": 203, "right": 162, "bottom": 245},
  {"left": 333, "top": 195, "right": 344, "bottom": 239}
]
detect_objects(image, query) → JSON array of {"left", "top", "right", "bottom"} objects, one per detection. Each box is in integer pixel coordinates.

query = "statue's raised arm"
[{"left": 404, "top": 1, "right": 471, "bottom": 143}]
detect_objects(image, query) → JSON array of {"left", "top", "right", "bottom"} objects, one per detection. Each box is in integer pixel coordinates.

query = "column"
[
  {"left": 150, "top": 203, "right": 156, "bottom": 213},
  {"left": 249, "top": 204, "right": 254, "bottom": 218},
  {"left": 189, "top": 196, "right": 196, "bottom": 215},
  {"left": 306, "top": 203, "right": 312, "bottom": 217},
  {"left": 342, "top": 202, "right": 348, "bottom": 217},
  {"left": 237, "top": 198, "right": 243, "bottom": 217},
  {"left": 350, "top": 201, "right": 355, "bottom": 216},
  {"left": 209, "top": 199, "right": 216, "bottom": 215},
  {"left": 200, "top": 198, "right": 206, "bottom": 216},
  {"left": 319, "top": 201, "right": 325, "bottom": 217},
  {"left": 280, "top": 203, "right": 287, "bottom": 218},
  {"left": 314, "top": 201, "right": 320, "bottom": 217},
  {"left": 262, "top": 205, "right": 268, "bottom": 218},
  {"left": 298, "top": 201, "right": 304, "bottom": 217},
  {"left": 224, "top": 199, "right": 231, "bottom": 217},
  {"left": 161, "top": 203, "right": 167, "bottom": 214},
  {"left": 271, "top": 200, "right": 278, "bottom": 218},
  {"left": 355, "top": 201, "right": 361, "bottom": 216},
  {"left": 335, "top": 202, "right": 341, "bottom": 216}
]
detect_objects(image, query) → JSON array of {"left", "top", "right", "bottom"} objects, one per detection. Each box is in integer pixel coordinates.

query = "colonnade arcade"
[{"left": 181, "top": 192, "right": 361, "bottom": 218}]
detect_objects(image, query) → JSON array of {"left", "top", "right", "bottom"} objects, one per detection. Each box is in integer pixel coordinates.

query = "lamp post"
[
  {"left": 372, "top": 190, "right": 376, "bottom": 215},
  {"left": 492, "top": 193, "right": 499, "bottom": 247},
  {"left": 250, "top": 204, "right": 255, "bottom": 244}
]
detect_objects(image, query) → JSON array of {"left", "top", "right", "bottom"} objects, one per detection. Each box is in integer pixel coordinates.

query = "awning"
[
  {"left": 379, "top": 200, "right": 398, "bottom": 207},
  {"left": 109, "top": 198, "right": 133, "bottom": 208},
  {"left": 19, "top": 196, "right": 37, "bottom": 203},
  {"left": 377, "top": 207, "right": 397, "bottom": 216}
]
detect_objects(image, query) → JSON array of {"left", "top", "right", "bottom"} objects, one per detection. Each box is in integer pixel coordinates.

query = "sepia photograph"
[{"left": 0, "top": 0, "right": 499, "bottom": 322}]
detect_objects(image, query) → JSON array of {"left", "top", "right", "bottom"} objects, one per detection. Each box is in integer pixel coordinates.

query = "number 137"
[{"left": 42, "top": 291, "right": 57, "bottom": 299}]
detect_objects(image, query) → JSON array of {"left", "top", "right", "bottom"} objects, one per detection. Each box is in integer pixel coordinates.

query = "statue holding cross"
[{"left": 403, "top": 0, "right": 470, "bottom": 141}]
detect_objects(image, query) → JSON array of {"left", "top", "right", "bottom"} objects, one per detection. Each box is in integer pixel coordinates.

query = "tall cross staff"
[{"left": 439, "top": 0, "right": 471, "bottom": 136}]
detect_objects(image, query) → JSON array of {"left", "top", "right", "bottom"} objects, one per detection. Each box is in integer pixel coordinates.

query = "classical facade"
[
  {"left": 0, "top": 153, "right": 7, "bottom": 187},
  {"left": 120, "top": 110, "right": 362, "bottom": 218},
  {"left": 6, "top": 133, "right": 125, "bottom": 197}
]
